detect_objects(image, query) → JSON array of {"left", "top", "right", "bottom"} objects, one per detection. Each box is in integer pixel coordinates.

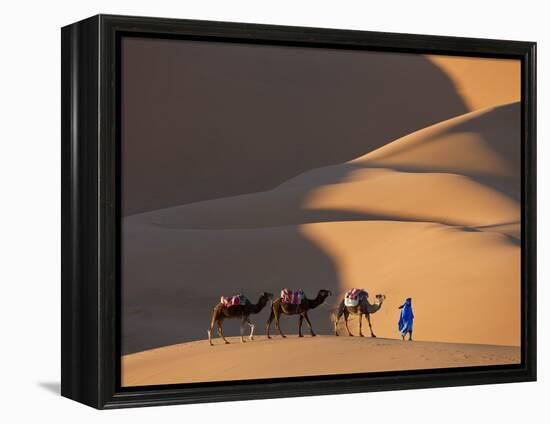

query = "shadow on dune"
[
  {"left": 141, "top": 102, "right": 520, "bottom": 231},
  {"left": 122, "top": 101, "right": 521, "bottom": 354},
  {"left": 122, "top": 223, "right": 343, "bottom": 354},
  {"left": 356, "top": 102, "right": 521, "bottom": 202},
  {"left": 121, "top": 42, "right": 521, "bottom": 356},
  {"left": 122, "top": 37, "right": 468, "bottom": 216}
]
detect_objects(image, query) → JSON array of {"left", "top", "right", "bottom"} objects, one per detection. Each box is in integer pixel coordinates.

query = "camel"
[
  {"left": 333, "top": 293, "right": 386, "bottom": 337},
  {"left": 208, "top": 292, "right": 273, "bottom": 346},
  {"left": 266, "top": 289, "right": 332, "bottom": 338}
]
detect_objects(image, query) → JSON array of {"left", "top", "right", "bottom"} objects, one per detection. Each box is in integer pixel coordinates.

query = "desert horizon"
[{"left": 121, "top": 43, "right": 521, "bottom": 386}]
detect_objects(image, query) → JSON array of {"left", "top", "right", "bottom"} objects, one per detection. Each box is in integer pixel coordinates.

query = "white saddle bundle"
[{"left": 344, "top": 288, "right": 367, "bottom": 307}]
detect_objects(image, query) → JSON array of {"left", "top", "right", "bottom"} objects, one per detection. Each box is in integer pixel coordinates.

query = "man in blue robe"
[{"left": 398, "top": 298, "right": 414, "bottom": 341}]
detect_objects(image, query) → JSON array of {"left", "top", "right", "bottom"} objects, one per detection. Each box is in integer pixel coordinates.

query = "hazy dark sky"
[{"left": 121, "top": 37, "right": 467, "bottom": 216}]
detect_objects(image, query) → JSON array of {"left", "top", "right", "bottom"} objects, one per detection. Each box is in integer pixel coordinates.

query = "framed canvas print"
[{"left": 61, "top": 14, "right": 536, "bottom": 409}]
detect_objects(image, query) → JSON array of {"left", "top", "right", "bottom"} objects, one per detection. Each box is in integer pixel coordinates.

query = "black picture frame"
[{"left": 61, "top": 14, "right": 537, "bottom": 409}]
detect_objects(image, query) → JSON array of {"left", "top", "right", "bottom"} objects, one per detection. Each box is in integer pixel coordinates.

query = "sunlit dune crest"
[
  {"left": 426, "top": 55, "right": 520, "bottom": 111},
  {"left": 134, "top": 103, "right": 520, "bottom": 231},
  {"left": 123, "top": 101, "right": 521, "bottom": 358},
  {"left": 121, "top": 52, "right": 522, "bottom": 387},
  {"left": 351, "top": 102, "right": 520, "bottom": 180}
]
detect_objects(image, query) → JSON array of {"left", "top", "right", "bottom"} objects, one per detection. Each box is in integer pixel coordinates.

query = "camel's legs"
[
  {"left": 274, "top": 307, "right": 286, "bottom": 338},
  {"left": 207, "top": 323, "right": 214, "bottom": 346},
  {"left": 358, "top": 313, "right": 364, "bottom": 337},
  {"left": 240, "top": 317, "right": 247, "bottom": 343},
  {"left": 207, "top": 326, "right": 214, "bottom": 346},
  {"left": 366, "top": 313, "right": 376, "bottom": 337},
  {"left": 344, "top": 309, "right": 353, "bottom": 336},
  {"left": 218, "top": 319, "right": 230, "bottom": 344},
  {"left": 303, "top": 311, "right": 316, "bottom": 337},
  {"left": 298, "top": 315, "right": 304, "bottom": 337},
  {"left": 245, "top": 317, "right": 255, "bottom": 341},
  {"left": 266, "top": 308, "right": 275, "bottom": 339},
  {"left": 208, "top": 309, "right": 219, "bottom": 346},
  {"left": 334, "top": 301, "right": 345, "bottom": 336}
]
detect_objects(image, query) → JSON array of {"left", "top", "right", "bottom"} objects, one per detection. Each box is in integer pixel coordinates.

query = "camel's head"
[
  {"left": 375, "top": 294, "right": 386, "bottom": 304},
  {"left": 319, "top": 289, "right": 332, "bottom": 299}
]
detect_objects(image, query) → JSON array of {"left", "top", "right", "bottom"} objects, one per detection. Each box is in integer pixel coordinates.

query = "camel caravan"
[{"left": 208, "top": 288, "right": 390, "bottom": 346}]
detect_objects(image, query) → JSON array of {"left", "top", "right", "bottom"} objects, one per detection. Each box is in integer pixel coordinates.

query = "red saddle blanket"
[
  {"left": 281, "top": 288, "right": 305, "bottom": 305},
  {"left": 344, "top": 288, "right": 368, "bottom": 306},
  {"left": 220, "top": 294, "right": 247, "bottom": 307}
]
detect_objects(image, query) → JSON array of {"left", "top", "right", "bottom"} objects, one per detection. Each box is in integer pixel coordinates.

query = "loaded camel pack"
[
  {"left": 207, "top": 292, "right": 273, "bottom": 345},
  {"left": 266, "top": 289, "right": 332, "bottom": 338},
  {"left": 334, "top": 288, "right": 386, "bottom": 337}
]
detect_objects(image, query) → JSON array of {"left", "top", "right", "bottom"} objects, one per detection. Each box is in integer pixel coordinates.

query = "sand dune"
[
  {"left": 122, "top": 336, "right": 520, "bottom": 386},
  {"left": 427, "top": 55, "right": 520, "bottom": 111},
  {"left": 351, "top": 103, "right": 520, "bottom": 181},
  {"left": 122, "top": 101, "right": 521, "bottom": 357},
  {"left": 129, "top": 103, "right": 520, "bottom": 231},
  {"left": 144, "top": 170, "right": 517, "bottom": 230},
  {"left": 122, "top": 43, "right": 520, "bottom": 216},
  {"left": 304, "top": 221, "right": 520, "bottom": 345},
  {"left": 123, "top": 43, "right": 477, "bottom": 216},
  {"left": 123, "top": 219, "right": 519, "bottom": 353},
  {"left": 121, "top": 50, "right": 522, "bottom": 387}
]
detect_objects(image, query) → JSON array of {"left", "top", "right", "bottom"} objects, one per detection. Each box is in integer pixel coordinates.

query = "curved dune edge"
[
  {"left": 130, "top": 170, "right": 517, "bottom": 231},
  {"left": 121, "top": 336, "right": 520, "bottom": 386},
  {"left": 426, "top": 55, "right": 520, "bottom": 111},
  {"left": 122, "top": 99, "right": 521, "bottom": 355},
  {"left": 302, "top": 220, "right": 520, "bottom": 346},
  {"left": 127, "top": 102, "right": 520, "bottom": 232},
  {"left": 351, "top": 102, "right": 520, "bottom": 180},
  {"left": 122, "top": 220, "right": 520, "bottom": 353}
]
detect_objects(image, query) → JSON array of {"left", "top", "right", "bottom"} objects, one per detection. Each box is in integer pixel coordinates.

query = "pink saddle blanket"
[
  {"left": 281, "top": 288, "right": 305, "bottom": 305},
  {"left": 220, "top": 294, "right": 247, "bottom": 307},
  {"left": 344, "top": 288, "right": 368, "bottom": 305}
]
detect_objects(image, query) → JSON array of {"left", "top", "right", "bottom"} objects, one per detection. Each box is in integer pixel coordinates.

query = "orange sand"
[
  {"left": 122, "top": 55, "right": 521, "bottom": 385},
  {"left": 427, "top": 55, "right": 520, "bottom": 111},
  {"left": 122, "top": 336, "right": 520, "bottom": 386}
]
